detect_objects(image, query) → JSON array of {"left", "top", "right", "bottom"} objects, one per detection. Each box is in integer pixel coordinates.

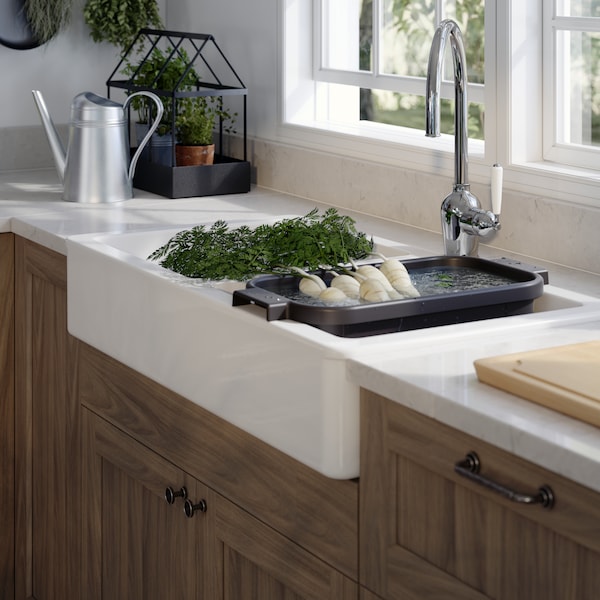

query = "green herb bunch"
[
  {"left": 176, "top": 96, "right": 237, "bottom": 146},
  {"left": 124, "top": 47, "right": 199, "bottom": 134},
  {"left": 148, "top": 208, "right": 374, "bottom": 280}
]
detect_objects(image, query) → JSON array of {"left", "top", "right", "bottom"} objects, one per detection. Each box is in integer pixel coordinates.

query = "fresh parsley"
[{"left": 148, "top": 208, "right": 374, "bottom": 280}]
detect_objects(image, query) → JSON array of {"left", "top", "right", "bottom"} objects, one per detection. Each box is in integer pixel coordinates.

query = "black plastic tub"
[{"left": 232, "top": 256, "right": 546, "bottom": 338}]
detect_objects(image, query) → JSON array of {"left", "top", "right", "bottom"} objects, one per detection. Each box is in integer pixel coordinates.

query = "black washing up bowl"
[{"left": 232, "top": 256, "right": 546, "bottom": 338}]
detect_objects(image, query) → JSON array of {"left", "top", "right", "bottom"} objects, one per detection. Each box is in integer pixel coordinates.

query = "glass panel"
[
  {"left": 322, "top": 0, "right": 371, "bottom": 72},
  {"left": 380, "top": 0, "right": 436, "bottom": 78},
  {"left": 555, "top": 30, "right": 600, "bottom": 146},
  {"left": 361, "top": 89, "right": 485, "bottom": 139},
  {"left": 556, "top": 0, "right": 600, "bottom": 17},
  {"left": 379, "top": 0, "right": 484, "bottom": 82},
  {"left": 444, "top": 0, "right": 485, "bottom": 84}
]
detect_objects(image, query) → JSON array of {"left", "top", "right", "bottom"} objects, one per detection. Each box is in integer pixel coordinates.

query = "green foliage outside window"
[{"left": 359, "top": 0, "right": 485, "bottom": 140}]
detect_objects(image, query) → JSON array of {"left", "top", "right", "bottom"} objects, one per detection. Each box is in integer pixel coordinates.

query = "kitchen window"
[
  {"left": 544, "top": 0, "right": 600, "bottom": 170},
  {"left": 280, "top": 0, "right": 600, "bottom": 204},
  {"left": 317, "top": 0, "right": 485, "bottom": 140}
]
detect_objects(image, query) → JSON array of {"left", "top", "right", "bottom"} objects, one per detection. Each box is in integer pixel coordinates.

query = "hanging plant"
[
  {"left": 83, "top": 0, "right": 163, "bottom": 53},
  {"left": 24, "top": 0, "right": 72, "bottom": 44}
]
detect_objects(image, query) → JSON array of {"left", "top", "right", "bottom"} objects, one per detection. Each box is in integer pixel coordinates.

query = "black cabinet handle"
[
  {"left": 455, "top": 452, "right": 554, "bottom": 509},
  {"left": 165, "top": 486, "right": 187, "bottom": 505},
  {"left": 184, "top": 498, "right": 207, "bottom": 518}
]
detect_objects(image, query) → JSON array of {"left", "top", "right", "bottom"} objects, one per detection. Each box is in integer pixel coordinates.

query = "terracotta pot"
[{"left": 175, "top": 144, "right": 215, "bottom": 166}]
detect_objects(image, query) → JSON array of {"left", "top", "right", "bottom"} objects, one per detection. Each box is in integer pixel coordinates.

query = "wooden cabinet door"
[
  {"left": 14, "top": 237, "right": 80, "bottom": 600},
  {"left": 0, "top": 233, "right": 15, "bottom": 599},
  {"left": 206, "top": 490, "right": 357, "bottom": 599},
  {"left": 82, "top": 407, "right": 207, "bottom": 599},
  {"left": 360, "top": 390, "right": 600, "bottom": 600}
]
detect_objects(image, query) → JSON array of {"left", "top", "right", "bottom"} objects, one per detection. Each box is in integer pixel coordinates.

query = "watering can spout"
[{"left": 32, "top": 90, "right": 66, "bottom": 181}]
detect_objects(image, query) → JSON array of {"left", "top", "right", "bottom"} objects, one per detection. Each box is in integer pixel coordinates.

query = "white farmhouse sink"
[{"left": 66, "top": 224, "right": 600, "bottom": 479}]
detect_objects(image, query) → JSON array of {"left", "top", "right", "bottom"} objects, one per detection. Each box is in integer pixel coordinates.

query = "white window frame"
[
  {"left": 543, "top": 3, "right": 600, "bottom": 170},
  {"left": 279, "top": 1, "right": 600, "bottom": 207}
]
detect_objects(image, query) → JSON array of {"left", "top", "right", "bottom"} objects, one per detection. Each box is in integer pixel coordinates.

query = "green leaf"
[{"left": 148, "top": 210, "right": 374, "bottom": 280}]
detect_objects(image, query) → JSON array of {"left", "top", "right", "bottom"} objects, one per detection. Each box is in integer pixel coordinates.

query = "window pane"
[
  {"left": 379, "top": 1, "right": 484, "bottom": 82},
  {"left": 444, "top": 0, "right": 485, "bottom": 84},
  {"left": 380, "top": 0, "right": 436, "bottom": 78},
  {"left": 555, "top": 30, "right": 600, "bottom": 146},
  {"left": 556, "top": 0, "right": 600, "bottom": 17},
  {"left": 322, "top": 0, "right": 371, "bottom": 72},
  {"left": 363, "top": 88, "right": 485, "bottom": 139}
]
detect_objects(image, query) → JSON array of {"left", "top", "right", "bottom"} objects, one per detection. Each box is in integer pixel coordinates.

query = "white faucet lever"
[{"left": 491, "top": 164, "right": 503, "bottom": 215}]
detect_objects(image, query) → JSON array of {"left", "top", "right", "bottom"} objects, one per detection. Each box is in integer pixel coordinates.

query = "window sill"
[{"left": 275, "top": 120, "right": 599, "bottom": 208}]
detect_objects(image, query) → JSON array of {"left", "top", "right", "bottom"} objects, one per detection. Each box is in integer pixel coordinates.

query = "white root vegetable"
[
  {"left": 290, "top": 266, "right": 327, "bottom": 298},
  {"left": 329, "top": 273, "right": 360, "bottom": 299},
  {"left": 385, "top": 269, "right": 420, "bottom": 298},
  {"left": 299, "top": 275, "right": 326, "bottom": 297},
  {"left": 377, "top": 256, "right": 421, "bottom": 298},
  {"left": 319, "top": 286, "right": 348, "bottom": 304},
  {"left": 353, "top": 265, "right": 402, "bottom": 300},
  {"left": 390, "top": 277, "right": 420, "bottom": 298},
  {"left": 359, "top": 278, "right": 391, "bottom": 303},
  {"left": 378, "top": 256, "right": 407, "bottom": 279}
]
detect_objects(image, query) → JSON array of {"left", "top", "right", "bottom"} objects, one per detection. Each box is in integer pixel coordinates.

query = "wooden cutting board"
[{"left": 474, "top": 340, "right": 600, "bottom": 427}]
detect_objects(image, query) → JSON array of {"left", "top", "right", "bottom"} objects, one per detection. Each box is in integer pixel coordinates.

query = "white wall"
[
  {"left": 165, "top": 0, "right": 279, "bottom": 140},
  {"left": 0, "top": 1, "right": 276, "bottom": 131},
  {"left": 0, "top": 10, "right": 118, "bottom": 126},
  {"left": 0, "top": 1, "right": 177, "bottom": 127}
]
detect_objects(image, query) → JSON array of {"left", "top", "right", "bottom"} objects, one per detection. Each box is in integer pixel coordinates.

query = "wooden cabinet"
[
  {"left": 80, "top": 342, "right": 358, "bottom": 599},
  {"left": 360, "top": 390, "right": 600, "bottom": 600},
  {"left": 13, "top": 237, "right": 81, "bottom": 599},
  {"left": 82, "top": 408, "right": 204, "bottom": 599},
  {"left": 0, "top": 233, "right": 15, "bottom": 599}
]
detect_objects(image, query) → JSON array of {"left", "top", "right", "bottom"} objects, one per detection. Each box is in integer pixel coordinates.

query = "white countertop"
[
  {"left": 3, "top": 168, "right": 600, "bottom": 489},
  {"left": 348, "top": 315, "right": 600, "bottom": 492}
]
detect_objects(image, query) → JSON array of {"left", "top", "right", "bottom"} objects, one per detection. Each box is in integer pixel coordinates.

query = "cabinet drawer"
[{"left": 360, "top": 390, "right": 600, "bottom": 600}]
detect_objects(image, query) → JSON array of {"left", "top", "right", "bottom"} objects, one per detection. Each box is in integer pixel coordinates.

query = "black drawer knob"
[
  {"left": 165, "top": 486, "right": 187, "bottom": 505},
  {"left": 184, "top": 498, "right": 207, "bottom": 518}
]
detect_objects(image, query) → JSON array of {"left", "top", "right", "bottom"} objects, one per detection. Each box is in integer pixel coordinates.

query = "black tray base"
[
  {"left": 233, "top": 256, "right": 545, "bottom": 338},
  {"left": 315, "top": 299, "right": 534, "bottom": 338},
  {"left": 133, "top": 154, "right": 251, "bottom": 199}
]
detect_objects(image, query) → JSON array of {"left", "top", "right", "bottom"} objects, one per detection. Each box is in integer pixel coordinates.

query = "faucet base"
[{"left": 441, "top": 186, "right": 500, "bottom": 257}]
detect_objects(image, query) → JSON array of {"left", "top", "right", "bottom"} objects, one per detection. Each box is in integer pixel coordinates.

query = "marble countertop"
[
  {"left": 348, "top": 315, "right": 600, "bottom": 492},
  {"left": 3, "top": 168, "right": 600, "bottom": 489},
  {"left": 3, "top": 168, "right": 600, "bottom": 296}
]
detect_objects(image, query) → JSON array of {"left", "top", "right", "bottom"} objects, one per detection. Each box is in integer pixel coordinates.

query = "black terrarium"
[{"left": 106, "top": 28, "right": 250, "bottom": 198}]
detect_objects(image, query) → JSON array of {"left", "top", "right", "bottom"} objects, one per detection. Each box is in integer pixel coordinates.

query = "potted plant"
[
  {"left": 83, "top": 0, "right": 162, "bottom": 54},
  {"left": 125, "top": 47, "right": 197, "bottom": 130},
  {"left": 121, "top": 47, "right": 198, "bottom": 165},
  {"left": 175, "top": 96, "right": 236, "bottom": 166},
  {"left": 107, "top": 30, "right": 250, "bottom": 198}
]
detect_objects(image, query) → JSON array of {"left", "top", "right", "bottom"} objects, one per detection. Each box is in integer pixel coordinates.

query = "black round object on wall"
[{"left": 0, "top": 0, "right": 42, "bottom": 50}]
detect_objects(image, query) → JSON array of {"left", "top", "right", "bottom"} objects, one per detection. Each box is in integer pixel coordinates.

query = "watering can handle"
[{"left": 124, "top": 91, "right": 165, "bottom": 180}]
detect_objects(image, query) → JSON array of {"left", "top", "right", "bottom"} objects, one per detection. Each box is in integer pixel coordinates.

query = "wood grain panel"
[
  {"left": 82, "top": 408, "right": 200, "bottom": 600},
  {"left": 0, "top": 233, "right": 15, "bottom": 599},
  {"left": 14, "top": 237, "right": 81, "bottom": 599},
  {"left": 79, "top": 341, "right": 359, "bottom": 580},
  {"left": 212, "top": 490, "right": 357, "bottom": 599},
  {"left": 360, "top": 389, "right": 600, "bottom": 600}
]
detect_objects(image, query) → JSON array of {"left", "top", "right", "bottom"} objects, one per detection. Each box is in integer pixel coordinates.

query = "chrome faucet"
[{"left": 425, "top": 19, "right": 500, "bottom": 256}]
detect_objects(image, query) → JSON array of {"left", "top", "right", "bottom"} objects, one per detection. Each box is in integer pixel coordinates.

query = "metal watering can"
[{"left": 32, "top": 90, "right": 164, "bottom": 203}]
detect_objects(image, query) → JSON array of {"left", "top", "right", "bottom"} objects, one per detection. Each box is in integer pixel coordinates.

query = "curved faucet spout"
[
  {"left": 425, "top": 20, "right": 500, "bottom": 256},
  {"left": 425, "top": 19, "right": 468, "bottom": 188}
]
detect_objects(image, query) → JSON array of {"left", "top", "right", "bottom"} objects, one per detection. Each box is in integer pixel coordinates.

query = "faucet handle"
[{"left": 491, "top": 164, "right": 503, "bottom": 215}]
